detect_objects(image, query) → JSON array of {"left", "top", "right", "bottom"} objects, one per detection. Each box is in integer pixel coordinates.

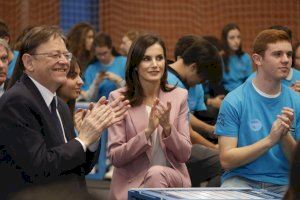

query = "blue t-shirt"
[
  {"left": 283, "top": 68, "right": 300, "bottom": 87},
  {"left": 167, "top": 70, "right": 206, "bottom": 112},
  {"left": 7, "top": 50, "right": 19, "bottom": 78},
  {"left": 82, "top": 56, "right": 127, "bottom": 99},
  {"left": 247, "top": 68, "right": 300, "bottom": 88},
  {"left": 223, "top": 53, "right": 253, "bottom": 92},
  {"left": 215, "top": 80, "right": 300, "bottom": 185}
]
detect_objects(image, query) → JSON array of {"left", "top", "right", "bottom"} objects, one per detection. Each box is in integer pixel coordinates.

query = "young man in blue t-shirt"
[
  {"left": 216, "top": 29, "right": 300, "bottom": 196},
  {"left": 167, "top": 36, "right": 224, "bottom": 186}
]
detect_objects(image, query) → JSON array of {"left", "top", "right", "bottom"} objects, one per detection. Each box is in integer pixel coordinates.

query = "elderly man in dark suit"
[{"left": 0, "top": 26, "right": 129, "bottom": 199}]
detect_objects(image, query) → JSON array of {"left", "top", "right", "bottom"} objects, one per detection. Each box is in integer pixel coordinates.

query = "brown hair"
[
  {"left": 124, "top": 34, "right": 174, "bottom": 107},
  {"left": 67, "top": 23, "right": 95, "bottom": 70},
  {"left": 124, "top": 30, "right": 139, "bottom": 42},
  {"left": 221, "top": 23, "right": 245, "bottom": 72},
  {"left": 253, "top": 29, "right": 291, "bottom": 56},
  {"left": 8, "top": 25, "right": 66, "bottom": 89}
]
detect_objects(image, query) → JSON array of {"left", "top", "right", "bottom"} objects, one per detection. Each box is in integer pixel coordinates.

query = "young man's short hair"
[
  {"left": 252, "top": 29, "right": 291, "bottom": 56},
  {"left": 181, "top": 39, "right": 222, "bottom": 83}
]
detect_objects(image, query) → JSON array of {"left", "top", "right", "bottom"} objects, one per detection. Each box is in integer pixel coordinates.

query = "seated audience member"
[
  {"left": 9, "top": 26, "right": 35, "bottom": 80},
  {"left": 247, "top": 26, "right": 300, "bottom": 93},
  {"left": 169, "top": 35, "right": 223, "bottom": 187},
  {"left": 80, "top": 32, "right": 127, "bottom": 179},
  {"left": 196, "top": 35, "right": 227, "bottom": 125},
  {"left": 0, "top": 39, "right": 10, "bottom": 97},
  {"left": 0, "top": 26, "right": 129, "bottom": 199},
  {"left": 216, "top": 29, "right": 300, "bottom": 196},
  {"left": 293, "top": 42, "right": 300, "bottom": 71},
  {"left": 67, "top": 22, "right": 95, "bottom": 73},
  {"left": 119, "top": 30, "right": 139, "bottom": 56},
  {"left": 81, "top": 32, "right": 127, "bottom": 101},
  {"left": 57, "top": 57, "right": 129, "bottom": 136},
  {"left": 221, "top": 23, "right": 253, "bottom": 93},
  {"left": 108, "top": 34, "right": 192, "bottom": 200},
  {"left": 0, "top": 19, "right": 18, "bottom": 78},
  {"left": 284, "top": 142, "right": 300, "bottom": 200},
  {"left": 290, "top": 42, "right": 300, "bottom": 93}
]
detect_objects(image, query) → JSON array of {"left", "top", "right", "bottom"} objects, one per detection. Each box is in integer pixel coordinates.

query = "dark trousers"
[{"left": 186, "top": 144, "right": 223, "bottom": 187}]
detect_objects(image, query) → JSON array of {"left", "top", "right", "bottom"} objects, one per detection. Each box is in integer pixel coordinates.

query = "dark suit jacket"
[{"left": 0, "top": 74, "right": 99, "bottom": 199}]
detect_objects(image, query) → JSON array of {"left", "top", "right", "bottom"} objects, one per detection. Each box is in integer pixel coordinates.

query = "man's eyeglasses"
[
  {"left": 0, "top": 55, "right": 8, "bottom": 64},
  {"left": 31, "top": 52, "right": 72, "bottom": 62}
]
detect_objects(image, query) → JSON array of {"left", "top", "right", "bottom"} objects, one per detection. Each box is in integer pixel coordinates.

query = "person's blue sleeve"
[
  {"left": 120, "top": 57, "right": 127, "bottom": 79},
  {"left": 191, "top": 85, "right": 207, "bottom": 111},
  {"left": 215, "top": 99, "right": 240, "bottom": 137}
]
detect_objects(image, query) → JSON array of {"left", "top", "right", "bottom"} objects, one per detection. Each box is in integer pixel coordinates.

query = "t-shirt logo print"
[{"left": 249, "top": 119, "right": 262, "bottom": 132}]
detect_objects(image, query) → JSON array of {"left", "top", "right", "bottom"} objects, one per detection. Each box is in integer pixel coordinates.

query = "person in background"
[
  {"left": 0, "top": 19, "right": 18, "bottom": 78},
  {"left": 57, "top": 57, "right": 84, "bottom": 119},
  {"left": 108, "top": 34, "right": 191, "bottom": 200},
  {"left": 0, "top": 38, "right": 10, "bottom": 97},
  {"left": 81, "top": 32, "right": 127, "bottom": 102},
  {"left": 221, "top": 23, "right": 253, "bottom": 93},
  {"left": 196, "top": 35, "right": 226, "bottom": 126},
  {"left": 168, "top": 35, "right": 223, "bottom": 187},
  {"left": 119, "top": 30, "right": 139, "bottom": 56},
  {"left": 0, "top": 25, "right": 129, "bottom": 199},
  {"left": 80, "top": 32, "right": 127, "bottom": 180},
  {"left": 293, "top": 42, "right": 300, "bottom": 71},
  {"left": 216, "top": 29, "right": 300, "bottom": 196},
  {"left": 67, "top": 22, "right": 95, "bottom": 73},
  {"left": 289, "top": 42, "right": 300, "bottom": 93}
]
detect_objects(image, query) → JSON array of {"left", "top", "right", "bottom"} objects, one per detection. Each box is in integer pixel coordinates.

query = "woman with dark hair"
[
  {"left": 108, "top": 34, "right": 192, "bottom": 200},
  {"left": 221, "top": 23, "right": 253, "bottom": 92},
  {"left": 67, "top": 22, "right": 95, "bottom": 73},
  {"left": 57, "top": 57, "right": 83, "bottom": 119}
]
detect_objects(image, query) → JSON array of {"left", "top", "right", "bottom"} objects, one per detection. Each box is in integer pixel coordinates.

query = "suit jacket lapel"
[
  {"left": 21, "top": 74, "right": 65, "bottom": 144},
  {"left": 127, "top": 102, "right": 152, "bottom": 159}
]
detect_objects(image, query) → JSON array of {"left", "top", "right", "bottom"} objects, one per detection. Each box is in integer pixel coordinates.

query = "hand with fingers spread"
[
  {"left": 107, "top": 95, "right": 130, "bottom": 126},
  {"left": 74, "top": 96, "right": 108, "bottom": 132},
  {"left": 145, "top": 99, "right": 160, "bottom": 139},
  {"left": 154, "top": 98, "right": 172, "bottom": 137},
  {"left": 78, "top": 103, "right": 114, "bottom": 147}
]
